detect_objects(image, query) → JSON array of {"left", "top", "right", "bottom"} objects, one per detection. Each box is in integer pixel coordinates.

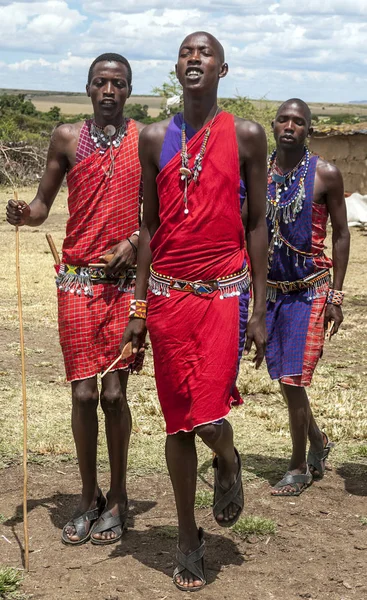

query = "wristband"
[
  {"left": 327, "top": 289, "right": 344, "bottom": 306},
  {"left": 126, "top": 237, "right": 138, "bottom": 255},
  {"left": 129, "top": 299, "right": 147, "bottom": 319}
]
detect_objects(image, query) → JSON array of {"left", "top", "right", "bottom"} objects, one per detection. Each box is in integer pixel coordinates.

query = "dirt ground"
[
  {"left": 0, "top": 190, "right": 367, "bottom": 599},
  {"left": 1, "top": 462, "right": 367, "bottom": 600}
]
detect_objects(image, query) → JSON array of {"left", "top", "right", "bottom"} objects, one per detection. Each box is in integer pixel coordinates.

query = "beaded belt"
[
  {"left": 149, "top": 265, "right": 250, "bottom": 299},
  {"left": 56, "top": 264, "right": 136, "bottom": 297},
  {"left": 267, "top": 269, "right": 330, "bottom": 302}
]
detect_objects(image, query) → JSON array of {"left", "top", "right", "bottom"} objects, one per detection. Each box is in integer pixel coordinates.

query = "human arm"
[
  {"left": 319, "top": 162, "right": 350, "bottom": 336},
  {"left": 120, "top": 124, "right": 161, "bottom": 353},
  {"left": 237, "top": 120, "right": 268, "bottom": 368},
  {"left": 6, "top": 124, "right": 73, "bottom": 227}
]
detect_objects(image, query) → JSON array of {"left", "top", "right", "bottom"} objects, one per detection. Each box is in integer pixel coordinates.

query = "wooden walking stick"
[{"left": 14, "top": 190, "right": 30, "bottom": 572}]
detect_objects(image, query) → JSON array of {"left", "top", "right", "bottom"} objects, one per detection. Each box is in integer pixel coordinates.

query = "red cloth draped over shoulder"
[
  {"left": 62, "top": 119, "right": 141, "bottom": 265},
  {"left": 152, "top": 111, "right": 245, "bottom": 280},
  {"left": 147, "top": 111, "right": 246, "bottom": 435}
]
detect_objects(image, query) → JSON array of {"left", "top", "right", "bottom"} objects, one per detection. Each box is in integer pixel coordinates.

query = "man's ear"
[
  {"left": 219, "top": 62, "right": 228, "bottom": 79},
  {"left": 175, "top": 63, "right": 178, "bottom": 76},
  {"left": 271, "top": 120, "right": 275, "bottom": 130},
  {"left": 86, "top": 84, "right": 90, "bottom": 97},
  {"left": 128, "top": 85, "right": 132, "bottom": 99},
  {"left": 308, "top": 126, "right": 314, "bottom": 137}
]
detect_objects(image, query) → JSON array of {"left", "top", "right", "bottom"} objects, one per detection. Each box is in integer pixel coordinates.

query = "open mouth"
[
  {"left": 185, "top": 67, "right": 203, "bottom": 80},
  {"left": 101, "top": 100, "right": 116, "bottom": 106}
]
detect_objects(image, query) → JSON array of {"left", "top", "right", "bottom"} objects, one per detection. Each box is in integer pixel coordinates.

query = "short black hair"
[
  {"left": 88, "top": 53, "right": 132, "bottom": 86},
  {"left": 276, "top": 98, "right": 312, "bottom": 126}
]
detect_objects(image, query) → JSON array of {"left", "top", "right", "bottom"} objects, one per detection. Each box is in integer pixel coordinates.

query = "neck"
[
  {"left": 182, "top": 90, "right": 219, "bottom": 130},
  {"left": 93, "top": 113, "right": 124, "bottom": 129},
  {"left": 275, "top": 145, "right": 306, "bottom": 172}
]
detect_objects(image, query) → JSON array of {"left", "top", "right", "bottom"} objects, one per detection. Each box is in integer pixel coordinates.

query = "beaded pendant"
[{"left": 179, "top": 108, "right": 219, "bottom": 215}]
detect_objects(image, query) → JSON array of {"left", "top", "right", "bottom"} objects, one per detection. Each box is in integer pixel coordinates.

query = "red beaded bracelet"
[{"left": 327, "top": 289, "right": 344, "bottom": 306}]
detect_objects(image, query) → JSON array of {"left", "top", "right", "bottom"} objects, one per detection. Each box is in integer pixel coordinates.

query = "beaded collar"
[{"left": 90, "top": 120, "right": 128, "bottom": 154}]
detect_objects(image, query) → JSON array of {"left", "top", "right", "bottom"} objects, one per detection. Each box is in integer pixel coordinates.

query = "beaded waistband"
[
  {"left": 266, "top": 269, "right": 330, "bottom": 302},
  {"left": 56, "top": 264, "right": 136, "bottom": 297},
  {"left": 149, "top": 265, "right": 250, "bottom": 299}
]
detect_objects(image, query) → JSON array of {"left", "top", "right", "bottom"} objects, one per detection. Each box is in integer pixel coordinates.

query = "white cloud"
[{"left": 0, "top": 1, "right": 366, "bottom": 102}]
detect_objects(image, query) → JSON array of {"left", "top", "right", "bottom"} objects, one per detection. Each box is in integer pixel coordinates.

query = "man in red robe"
[
  {"left": 122, "top": 32, "right": 268, "bottom": 591},
  {"left": 6, "top": 54, "right": 144, "bottom": 545}
]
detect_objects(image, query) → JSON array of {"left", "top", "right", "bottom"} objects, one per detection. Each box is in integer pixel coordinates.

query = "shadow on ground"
[
  {"left": 108, "top": 525, "right": 244, "bottom": 586},
  {"left": 336, "top": 462, "right": 367, "bottom": 496}
]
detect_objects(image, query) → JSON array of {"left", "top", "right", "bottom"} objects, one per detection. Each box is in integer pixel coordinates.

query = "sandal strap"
[
  {"left": 274, "top": 469, "right": 312, "bottom": 490},
  {"left": 92, "top": 508, "right": 127, "bottom": 535},
  {"left": 70, "top": 506, "right": 101, "bottom": 539},
  {"left": 213, "top": 449, "right": 243, "bottom": 518},
  {"left": 174, "top": 529, "right": 205, "bottom": 583},
  {"left": 307, "top": 433, "right": 334, "bottom": 473}
]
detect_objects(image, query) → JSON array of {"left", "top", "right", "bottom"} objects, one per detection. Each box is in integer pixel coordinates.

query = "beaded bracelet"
[
  {"left": 327, "top": 289, "right": 344, "bottom": 306},
  {"left": 126, "top": 237, "right": 138, "bottom": 255},
  {"left": 129, "top": 299, "right": 147, "bottom": 319}
]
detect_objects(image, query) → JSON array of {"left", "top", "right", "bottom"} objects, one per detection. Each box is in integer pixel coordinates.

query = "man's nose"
[
  {"left": 188, "top": 50, "right": 201, "bottom": 64},
  {"left": 284, "top": 120, "right": 294, "bottom": 132},
  {"left": 103, "top": 81, "right": 115, "bottom": 95}
]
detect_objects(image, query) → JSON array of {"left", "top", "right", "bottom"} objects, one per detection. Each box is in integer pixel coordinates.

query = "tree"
[{"left": 152, "top": 71, "right": 183, "bottom": 118}]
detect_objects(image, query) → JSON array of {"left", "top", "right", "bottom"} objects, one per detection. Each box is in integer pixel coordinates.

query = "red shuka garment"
[
  {"left": 146, "top": 112, "right": 246, "bottom": 434},
  {"left": 58, "top": 120, "right": 141, "bottom": 381}
]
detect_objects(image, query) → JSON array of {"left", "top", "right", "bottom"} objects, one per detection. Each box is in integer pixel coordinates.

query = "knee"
[
  {"left": 72, "top": 387, "right": 99, "bottom": 411},
  {"left": 195, "top": 423, "right": 220, "bottom": 445},
  {"left": 100, "top": 389, "right": 126, "bottom": 415}
]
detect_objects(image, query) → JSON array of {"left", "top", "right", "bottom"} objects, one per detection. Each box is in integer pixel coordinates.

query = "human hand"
[
  {"left": 6, "top": 199, "right": 31, "bottom": 226},
  {"left": 104, "top": 238, "right": 137, "bottom": 275},
  {"left": 244, "top": 312, "right": 267, "bottom": 369},
  {"left": 120, "top": 317, "right": 147, "bottom": 356},
  {"left": 324, "top": 304, "right": 343, "bottom": 338}
]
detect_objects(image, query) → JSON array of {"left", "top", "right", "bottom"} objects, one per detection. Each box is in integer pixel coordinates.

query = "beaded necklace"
[
  {"left": 267, "top": 147, "right": 310, "bottom": 265},
  {"left": 90, "top": 120, "right": 128, "bottom": 179},
  {"left": 179, "top": 107, "right": 220, "bottom": 215}
]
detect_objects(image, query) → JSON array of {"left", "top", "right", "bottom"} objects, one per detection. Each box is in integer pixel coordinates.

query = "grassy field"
[
  {"left": 0, "top": 186, "right": 366, "bottom": 476},
  {"left": 2, "top": 88, "right": 367, "bottom": 119}
]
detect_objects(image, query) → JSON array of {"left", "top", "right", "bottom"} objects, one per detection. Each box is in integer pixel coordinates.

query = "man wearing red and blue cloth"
[
  {"left": 7, "top": 54, "right": 144, "bottom": 544},
  {"left": 266, "top": 98, "right": 350, "bottom": 496}
]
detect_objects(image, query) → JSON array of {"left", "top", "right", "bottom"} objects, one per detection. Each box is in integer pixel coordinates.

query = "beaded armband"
[
  {"left": 327, "top": 289, "right": 344, "bottom": 306},
  {"left": 129, "top": 299, "right": 147, "bottom": 319}
]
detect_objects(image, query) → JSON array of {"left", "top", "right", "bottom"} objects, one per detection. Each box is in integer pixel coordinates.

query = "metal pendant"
[{"left": 104, "top": 124, "right": 116, "bottom": 137}]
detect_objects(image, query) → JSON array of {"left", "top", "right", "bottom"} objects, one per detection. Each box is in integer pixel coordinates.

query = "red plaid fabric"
[
  {"left": 281, "top": 285, "right": 328, "bottom": 387},
  {"left": 58, "top": 120, "right": 142, "bottom": 381},
  {"left": 58, "top": 285, "right": 143, "bottom": 381},
  {"left": 63, "top": 119, "right": 140, "bottom": 265}
]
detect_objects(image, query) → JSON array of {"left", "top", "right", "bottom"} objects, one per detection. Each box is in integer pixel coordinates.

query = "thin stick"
[
  {"left": 101, "top": 354, "right": 122, "bottom": 379},
  {"left": 325, "top": 320, "right": 335, "bottom": 341},
  {"left": 14, "top": 190, "right": 29, "bottom": 572},
  {"left": 45, "top": 233, "right": 60, "bottom": 265},
  {"left": 101, "top": 342, "right": 134, "bottom": 379}
]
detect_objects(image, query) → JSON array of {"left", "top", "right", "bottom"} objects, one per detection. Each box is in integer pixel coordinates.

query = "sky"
[{"left": 0, "top": 0, "right": 366, "bottom": 102}]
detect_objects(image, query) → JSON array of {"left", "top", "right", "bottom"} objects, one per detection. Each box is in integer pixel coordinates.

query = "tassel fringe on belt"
[{"left": 266, "top": 269, "right": 330, "bottom": 302}]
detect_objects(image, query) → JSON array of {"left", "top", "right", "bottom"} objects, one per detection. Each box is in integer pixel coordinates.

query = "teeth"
[{"left": 187, "top": 70, "right": 201, "bottom": 78}]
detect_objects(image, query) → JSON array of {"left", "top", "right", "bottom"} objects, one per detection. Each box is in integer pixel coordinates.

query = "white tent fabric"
[{"left": 346, "top": 193, "right": 367, "bottom": 226}]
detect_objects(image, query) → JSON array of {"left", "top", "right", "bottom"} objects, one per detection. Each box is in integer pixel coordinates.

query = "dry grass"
[
  {"left": 31, "top": 95, "right": 162, "bottom": 117},
  {"left": 0, "top": 186, "right": 366, "bottom": 480}
]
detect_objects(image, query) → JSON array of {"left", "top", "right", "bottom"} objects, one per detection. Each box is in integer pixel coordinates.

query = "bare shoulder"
[
  {"left": 50, "top": 122, "right": 83, "bottom": 150},
  {"left": 139, "top": 118, "right": 171, "bottom": 143},
  {"left": 233, "top": 116, "right": 266, "bottom": 143},
  {"left": 316, "top": 157, "right": 343, "bottom": 188},
  {"left": 133, "top": 120, "right": 146, "bottom": 134}
]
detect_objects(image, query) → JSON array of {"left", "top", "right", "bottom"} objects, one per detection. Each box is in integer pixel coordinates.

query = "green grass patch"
[
  {"left": 0, "top": 514, "right": 6, "bottom": 524},
  {"left": 0, "top": 567, "right": 23, "bottom": 597},
  {"left": 155, "top": 525, "right": 177, "bottom": 539},
  {"left": 232, "top": 516, "right": 276, "bottom": 538},
  {"left": 360, "top": 517, "right": 367, "bottom": 526},
  {"left": 195, "top": 489, "right": 212, "bottom": 509}
]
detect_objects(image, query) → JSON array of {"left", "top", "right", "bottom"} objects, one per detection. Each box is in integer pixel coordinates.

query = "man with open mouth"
[
  {"left": 266, "top": 99, "right": 350, "bottom": 496},
  {"left": 7, "top": 53, "right": 145, "bottom": 546},
  {"left": 121, "top": 31, "right": 268, "bottom": 591}
]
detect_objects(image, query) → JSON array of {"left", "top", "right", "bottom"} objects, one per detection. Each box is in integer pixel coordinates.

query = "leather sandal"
[
  {"left": 271, "top": 467, "right": 313, "bottom": 496},
  {"left": 173, "top": 527, "right": 206, "bottom": 592},
  {"left": 61, "top": 490, "right": 106, "bottom": 546},
  {"left": 91, "top": 503, "right": 128, "bottom": 545},
  {"left": 212, "top": 447, "right": 244, "bottom": 527},
  {"left": 307, "top": 432, "right": 334, "bottom": 480}
]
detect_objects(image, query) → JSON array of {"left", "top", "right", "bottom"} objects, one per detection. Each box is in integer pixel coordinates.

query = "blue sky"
[{"left": 0, "top": 1, "right": 366, "bottom": 102}]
